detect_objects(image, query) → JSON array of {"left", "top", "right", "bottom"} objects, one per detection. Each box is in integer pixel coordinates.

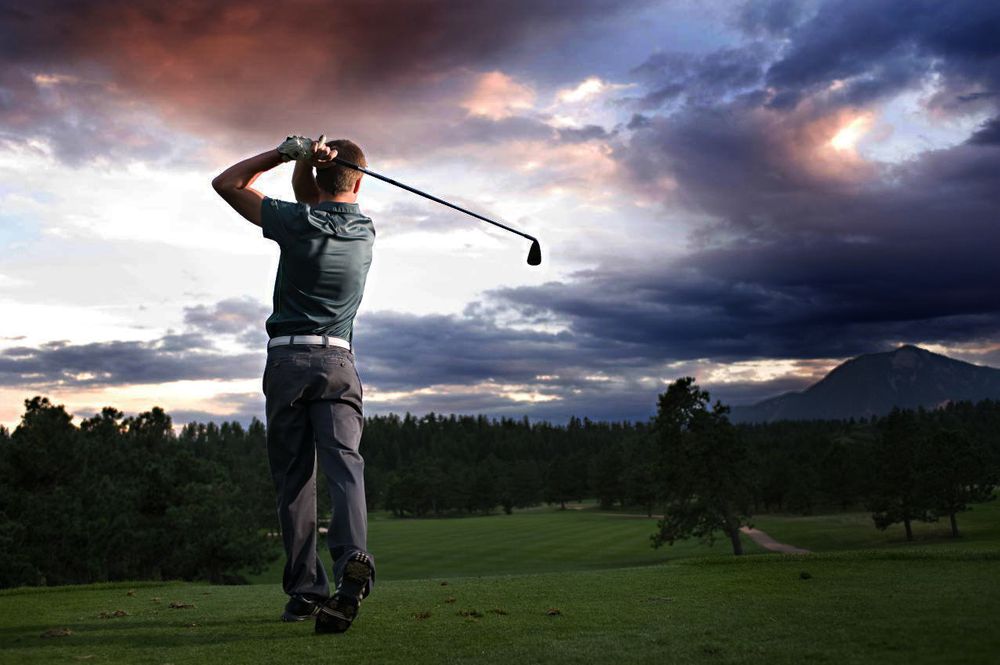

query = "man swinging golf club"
[
  {"left": 212, "top": 133, "right": 541, "bottom": 634},
  {"left": 212, "top": 135, "right": 375, "bottom": 634}
]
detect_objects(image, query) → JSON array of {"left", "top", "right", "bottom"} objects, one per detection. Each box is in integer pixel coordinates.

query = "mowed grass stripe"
[
  {"left": 273, "top": 493, "right": 1000, "bottom": 587},
  {"left": 256, "top": 495, "right": 1000, "bottom": 586},
  {"left": 249, "top": 508, "right": 764, "bottom": 584}
]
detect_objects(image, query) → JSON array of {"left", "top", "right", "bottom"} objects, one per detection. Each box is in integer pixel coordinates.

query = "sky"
[{"left": 1, "top": 0, "right": 999, "bottom": 429}]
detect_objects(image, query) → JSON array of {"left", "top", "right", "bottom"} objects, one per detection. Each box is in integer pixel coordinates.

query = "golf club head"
[{"left": 527, "top": 239, "right": 542, "bottom": 266}]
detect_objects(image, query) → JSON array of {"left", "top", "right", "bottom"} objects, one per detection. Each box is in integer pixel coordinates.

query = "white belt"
[{"left": 267, "top": 335, "right": 351, "bottom": 350}]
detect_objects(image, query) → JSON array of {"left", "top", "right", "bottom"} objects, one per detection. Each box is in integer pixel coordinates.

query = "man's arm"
[
  {"left": 211, "top": 149, "right": 286, "bottom": 227},
  {"left": 292, "top": 160, "right": 322, "bottom": 206},
  {"left": 292, "top": 139, "right": 338, "bottom": 206}
]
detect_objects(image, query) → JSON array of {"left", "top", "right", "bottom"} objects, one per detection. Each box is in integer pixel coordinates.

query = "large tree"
[
  {"left": 923, "top": 427, "right": 997, "bottom": 537},
  {"left": 650, "top": 378, "right": 754, "bottom": 556},
  {"left": 866, "top": 408, "right": 932, "bottom": 541}
]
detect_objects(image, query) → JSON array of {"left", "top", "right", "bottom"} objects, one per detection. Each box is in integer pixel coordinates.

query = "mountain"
[{"left": 728, "top": 345, "right": 1000, "bottom": 423}]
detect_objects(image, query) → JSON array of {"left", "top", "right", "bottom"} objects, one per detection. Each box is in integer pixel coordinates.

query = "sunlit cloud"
[
  {"left": 555, "top": 76, "right": 635, "bottom": 105},
  {"left": 366, "top": 380, "right": 562, "bottom": 405},
  {"left": 31, "top": 73, "right": 82, "bottom": 87},
  {"left": 461, "top": 71, "right": 536, "bottom": 120},
  {"left": 696, "top": 358, "right": 835, "bottom": 385},
  {"left": 0, "top": 381, "right": 261, "bottom": 430},
  {"left": 3, "top": 0, "right": 1000, "bottom": 429},
  {"left": 829, "top": 112, "right": 874, "bottom": 152}
]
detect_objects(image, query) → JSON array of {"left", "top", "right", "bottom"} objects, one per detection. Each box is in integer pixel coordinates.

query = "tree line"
[
  {"left": 2, "top": 383, "right": 998, "bottom": 587},
  {"left": 646, "top": 378, "right": 999, "bottom": 555}
]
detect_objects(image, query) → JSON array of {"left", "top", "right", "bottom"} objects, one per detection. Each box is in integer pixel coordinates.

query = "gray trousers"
[{"left": 263, "top": 343, "right": 375, "bottom": 600}]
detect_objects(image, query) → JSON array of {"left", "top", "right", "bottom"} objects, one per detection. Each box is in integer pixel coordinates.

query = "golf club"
[{"left": 319, "top": 151, "right": 542, "bottom": 266}]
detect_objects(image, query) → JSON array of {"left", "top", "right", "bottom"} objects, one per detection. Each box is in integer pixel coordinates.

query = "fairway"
[
  {"left": 6, "top": 503, "right": 1000, "bottom": 663},
  {"left": 247, "top": 506, "right": 768, "bottom": 584},
  {"left": 276, "top": 498, "right": 999, "bottom": 586},
  {"left": 3, "top": 549, "right": 999, "bottom": 665}
]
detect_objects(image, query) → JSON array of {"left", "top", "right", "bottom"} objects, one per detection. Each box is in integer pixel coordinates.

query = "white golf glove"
[{"left": 276, "top": 135, "right": 315, "bottom": 162}]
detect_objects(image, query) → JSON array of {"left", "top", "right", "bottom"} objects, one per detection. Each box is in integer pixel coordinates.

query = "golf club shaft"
[{"left": 325, "top": 155, "right": 538, "bottom": 244}]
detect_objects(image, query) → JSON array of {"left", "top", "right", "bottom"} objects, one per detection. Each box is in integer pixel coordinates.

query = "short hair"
[{"left": 316, "top": 139, "right": 367, "bottom": 195}]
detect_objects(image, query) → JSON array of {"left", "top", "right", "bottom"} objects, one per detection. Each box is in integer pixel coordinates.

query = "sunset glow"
[
  {"left": 2, "top": 1, "right": 998, "bottom": 428},
  {"left": 829, "top": 113, "right": 874, "bottom": 152},
  {"left": 462, "top": 71, "right": 536, "bottom": 120}
]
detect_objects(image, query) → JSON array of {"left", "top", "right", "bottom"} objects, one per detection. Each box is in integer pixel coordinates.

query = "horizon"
[
  {"left": 3, "top": 0, "right": 1000, "bottom": 428},
  {"left": 6, "top": 342, "right": 997, "bottom": 432}
]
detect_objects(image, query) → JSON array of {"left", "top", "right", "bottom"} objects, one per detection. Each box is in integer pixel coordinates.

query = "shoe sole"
[
  {"left": 315, "top": 554, "right": 373, "bottom": 634},
  {"left": 315, "top": 594, "right": 358, "bottom": 633},
  {"left": 341, "top": 556, "right": 373, "bottom": 599}
]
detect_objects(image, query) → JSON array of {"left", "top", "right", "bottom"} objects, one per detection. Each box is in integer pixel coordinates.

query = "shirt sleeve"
[{"left": 261, "top": 197, "right": 308, "bottom": 246}]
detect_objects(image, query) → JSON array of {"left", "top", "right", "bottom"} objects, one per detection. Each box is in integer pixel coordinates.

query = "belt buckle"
[{"left": 322, "top": 334, "right": 330, "bottom": 348}]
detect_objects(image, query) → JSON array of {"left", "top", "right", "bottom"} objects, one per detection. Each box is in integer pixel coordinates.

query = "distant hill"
[{"left": 729, "top": 345, "right": 1000, "bottom": 423}]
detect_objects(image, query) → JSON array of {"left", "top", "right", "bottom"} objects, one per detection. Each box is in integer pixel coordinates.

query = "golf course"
[{"left": 3, "top": 499, "right": 998, "bottom": 664}]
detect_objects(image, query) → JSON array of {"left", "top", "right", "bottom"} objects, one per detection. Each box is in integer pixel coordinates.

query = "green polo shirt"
[{"left": 260, "top": 197, "right": 375, "bottom": 344}]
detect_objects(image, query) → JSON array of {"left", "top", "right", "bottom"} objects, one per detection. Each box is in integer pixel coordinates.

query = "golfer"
[{"left": 212, "top": 135, "right": 376, "bottom": 634}]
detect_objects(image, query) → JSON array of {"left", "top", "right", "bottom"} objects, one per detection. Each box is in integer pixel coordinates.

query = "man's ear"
[{"left": 353, "top": 174, "right": 363, "bottom": 194}]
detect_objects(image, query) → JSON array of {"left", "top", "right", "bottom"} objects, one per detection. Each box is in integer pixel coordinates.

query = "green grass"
[
  {"left": 5, "top": 502, "right": 1000, "bottom": 664},
  {"left": 247, "top": 504, "right": 767, "bottom": 584},
  {"left": 3, "top": 549, "right": 999, "bottom": 664},
  {"left": 750, "top": 497, "right": 1000, "bottom": 553}
]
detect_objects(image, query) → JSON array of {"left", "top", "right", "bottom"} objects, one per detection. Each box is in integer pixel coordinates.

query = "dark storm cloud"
[
  {"left": 0, "top": 301, "right": 692, "bottom": 422},
  {"left": 0, "top": 298, "right": 278, "bottom": 390},
  {"left": 967, "top": 116, "right": 1000, "bottom": 146},
  {"left": 0, "top": 0, "right": 647, "bottom": 164},
  {"left": 8, "top": 0, "right": 1000, "bottom": 422},
  {"left": 615, "top": 104, "right": 832, "bottom": 233},
  {"left": 759, "top": 0, "right": 1000, "bottom": 113},
  {"left": 618, "top": 102, "right": 1000, "bottom": 238},
  {"left": 624, "top": 41, "right": 775, "bottom": 110},
  {"left": 735, "top": 0, "right": 812, "bottom": 37},
  {"left": 182, "top": 297, "right": 271, "bottom": 347},
  {"left": 567, "top": 1, "right": 1000, "bottom": 366},
  {"left": 556, "top": 124, "right": 614, "bottom": 143},
  {"left": 364, "top": 382, "right": 664, "bottom": 423},
  {"left": 948, "top": 347, "right": 1000, "bottom": 371},
  {"left": 0, "top": 336, "right": 261, "bottom": 388},
  {"left": 489, "top": 224, "right": 1000, "bottom": 363},
  {"left": 354, "top": 310, "right": 580, "bottom": 391},
  {"left": 592, "top": 94, "right": 1000, "bottom": 362},
  {"left": 183, "top": 297, "right": 270, "bottom": 336},
  {"left": 0, "top": 285, "right": 911, "bottom": 421},
  {"left": 0, "top": 300, "right": 606, "bottom": 392}
]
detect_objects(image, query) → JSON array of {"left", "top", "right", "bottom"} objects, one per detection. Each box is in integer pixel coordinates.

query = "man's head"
[{"left": 316, "top": 139, "right": 366, "bottom": 196}]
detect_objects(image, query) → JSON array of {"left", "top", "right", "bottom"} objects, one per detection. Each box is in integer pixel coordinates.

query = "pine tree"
[{"left": 650, "top": 378, "right": 754, "bottom": 555}]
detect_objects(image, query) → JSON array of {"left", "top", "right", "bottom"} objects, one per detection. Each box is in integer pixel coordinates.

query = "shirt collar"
[{"left": 314, "top": 201, "right": 360, "bottom": 212}]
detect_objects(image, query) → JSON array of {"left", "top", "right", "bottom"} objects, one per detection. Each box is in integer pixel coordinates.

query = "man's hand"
[
  {"left": 276, "top": 135, "right": 314, "bottom": 162},
  {"left": 277, "top": 134, "right": 340, "bottom": 167},
  {"left": 310, "top": 134, "right": 339, "bottom": 170},
  {"left": 291, "top": 135, "right": 339, "bottom": 206}
]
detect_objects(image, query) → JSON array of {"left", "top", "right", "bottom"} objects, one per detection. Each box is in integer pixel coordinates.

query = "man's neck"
[{"left": 318, "top": 192, "right": 357, "bottom": 204}]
